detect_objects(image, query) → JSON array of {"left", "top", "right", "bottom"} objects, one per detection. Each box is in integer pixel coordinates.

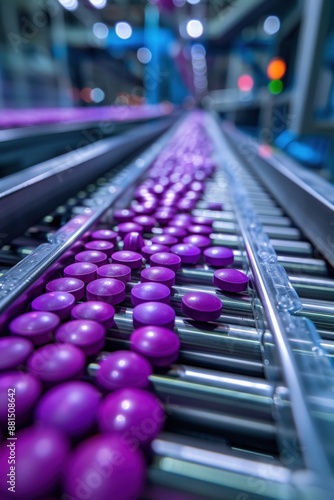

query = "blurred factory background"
[{"left": 0, "top": 0, "right": 334, "bottom": 176}]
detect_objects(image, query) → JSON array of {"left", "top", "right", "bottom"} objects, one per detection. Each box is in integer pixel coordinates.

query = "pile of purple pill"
[{"left": 0, "top": 115, "right": 249, "bottom": 500}]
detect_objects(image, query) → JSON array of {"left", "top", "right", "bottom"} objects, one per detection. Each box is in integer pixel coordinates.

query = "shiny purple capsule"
[
  {"left": 64, "top": 261, "right": 97, "bottom": 284},
  {"left": 204, "top": 246, "right": 234, "bottom": 267},
  {"left": 117, "top": 222, "right": 143, "bottom": 238},
  {"left": 123, "top": 231, "right": 145, "bottom": 253},
  {"left": 27, "top": 343, "right": 85, "bottom": 383},
  {"left": 133, "top": 215, "right": 156, "bottom": 231},
  {"left": 151, "top": 234, "right": 178, "bottom": 247},
  {"left": 150, "top": 252, "right": 181, "bottom": 271},
  {"left": 188, "top": 224, "right": 212, "bottom": 236},
  {"left": 71, "top": 301, "right": 115, "bottom": 328},
  {"left": 131, "top": 325, "right": 180, "bottom": 367},
  {"left": 131, "top": 282, "right": 171, "bottom": 305},
  {"left": 141, "top": 243, "right": 170, "bottom": 260},
  {"left": 182, "top": 291, "right": 223, "bottom": 322},
  {"left": 0, "top": 337, "right": 33, "bottom": 372},
  {"left": 55, "top": 319, "right": 106, "bottom": 356},
  {"left": 0, "top": 372, "right": 42, "bottom": 424},
  {"left": 86, "top": 278, "right": 126, "bottom": 305},
  {"left": 213, "top": 268, "right": 249, "bottom": 292},
  {"left": 84, "top": 240, "right": 114, "bottom": 257},
  {"left": 97, "top": 263, "right": 131, "bottom": 283},
  {"left": 9, "top": 311, "right": 60, "bottom": 345},
  {"left": 75, "top": 250, "right": 108, "bottom": 267},
  {"left": 162, "top": 226, "right": 187, "bottom": 241},
  {"left": 133, "top": 301, "right": 175, "bottom": 329},
  {"left": 111, "top": 250, "right": 143, "bottom": 269},
  {"left": 192, "top": 216, "right": 213, "bottom": 227},
  {"left": 46, "top": 277, "right": 85, "bottom": 301},
  {"left": 183, "top": 234, "right": 211, "bottom": 250},
  {"left": 97, "top": 351, "right": 152, "bottom": 390},
  {"left": 91, "top": 229, "right": 118, "bottom": 244},
  {"left": 170, "top": 243, "right": 201, "bottom": 265},
  {"left": 141, "top": 266, "right": 176, "bottom": 288},
  {"left": 31, "top": 292, "right": 75, "bottom": 320},
  {"left": 113, "top": 208, "right": 135, "bottom": 223}
]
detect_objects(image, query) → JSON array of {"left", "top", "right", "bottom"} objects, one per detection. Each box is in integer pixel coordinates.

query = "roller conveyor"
[{"left": 0, "top": 110, "right": 334, "bottom": 500}]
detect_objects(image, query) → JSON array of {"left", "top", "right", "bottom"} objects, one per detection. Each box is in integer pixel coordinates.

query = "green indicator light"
[{"left": 268, "top": 79, "right": 283, "bottom": 94}]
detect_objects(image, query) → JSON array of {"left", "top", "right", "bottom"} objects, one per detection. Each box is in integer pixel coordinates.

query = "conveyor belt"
[{"left": 0, "top": 111, "right": 334, "bottom": 499}]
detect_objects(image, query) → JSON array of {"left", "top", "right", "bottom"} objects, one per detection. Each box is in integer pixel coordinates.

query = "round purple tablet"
[
  {"left": 182, "top": 292, "right": 223, "bottom": 322},
  {"left": 117, "top": 222, "right": 143, "bottom": 238},
  {"left": 27, "top": 343, "right": 85, "bottom": 383},
  {"left": 141, "top": 266, "right": 175, "bottom": 288},
  {"left": 31, "top": 292, "right": 75, "bottom": 320},
  {"left": 188, "top": 224, "right": 212, "bottom": 236},
  {"left": 151, "top": 234, "right": 178, "bottom": 247},
  {"left": 133, "top": 301, "right": 175, "bottom": 329},
  {"left": 55, "top": 320, "right": 106, "bottom": 356},
  {"left": 9, "top": 311, "right": 60, "bottom": 345},
  {"left": 162, "top": 226, "right": 187, "bottom": 241},
  {"left": 111, "top": 250, "right": 142, "bottom": 269},
  {"left": 64, "top": 434, "right": 145, "bottom": 500},
  {"left": 113, "top": 208, "right": 135, "bottom": 223},
  {"left": 213, "top": 268, "right": 249, "bottom": 292},
  {"left": 0, "top": 426, "right": 69, "bottom": 500},
  {"left": 91, "top": 229, "right": 118, "bottom": 244},
  {"left": 150, "top": 252, "right": 181, "bottom": 271},
  {"left": 75, "top": 250, "right": 107, "bottom": 267},
  {"left": 46, "top": 277, "right": 85, "bottom": 301},
  {"left": 97, "top": 351, "right": 152, "bottom": 390},
  {"left": 207, "top": 201, "right": 222, "bottom": 210},
  {"left": 123, "top": 231, "right": 145, "bottom": 253},
  {"left": 71, "top": 301, "right": 115, "bottom": 328},
  {"left": 97, "top": 263, "right": 131, "bottom": 283},
  {"left": 0, "top": 372, "right": 42, "bottom": 424},
  {"left": 192, "top": 216, "right": 213, "bottom": 227},
  {"left": 84, "top": 240, "right": 114, "bottom": 257},
  {"left": 170, "top": 243, "right": 201, "bottom": 265},
  {"left": 133, "top": 215, "right": 156, "bottom": 231},
  {"left": 141, "top": 244, "right": 169, "bottom": 261},
  {"left": 183, "top": 234, "right": 211, "bottom": 250},
  {"left": 131, "top": 325, "right": 180, "bottom": 367},
  {"left": 64, "top": 262, "right": 97, "bottom": 284},
  {"left": 0, "top": 337, "right": 33, "bottom": 371},
  {"left": 86, "top": 278, "right": 126, "bottom": 305},
  {"left": 204, "top": 246, "right": 234, "bottom": 267},
  {"left": 131, "top": 282, "right": 171, "bottom": 305},
  {"left": 35, "top": 381, "right": 101, "bottom": 438},
  {"left": 98, "top": 388, "right": 165, "bottom": 444}
]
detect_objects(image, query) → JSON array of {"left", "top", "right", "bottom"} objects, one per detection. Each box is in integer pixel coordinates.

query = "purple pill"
[
  {"left": 192, "top": 216, "right": 213, "bottom": 227},
  {"left": 150, "top": 252, "right": 181, "bottom": 271},
  {"left": 75, "top": 250, "right": 108, "bottom": 267},
  {"left": 84, "top": 240, "right": 114, "bottom": 257},
  {"left": 207, "top": 201, "right": 222, "bottom": 210},
  {"left": 9, "top": 311, "right": 60, "bottom": 345},
  {"left": 35, "top": 381, "right": 101, "bottom": 438},
  {"left": 64, "top": 262, "right": 97, "bottom": 284},
  {"left": 113, "top": 208, "right": 135, "bottom": 223},
  {"left": 133, "top": 301, "right": 175, "bottom": 329},
  {"left": 111, "top": 250, "right": 143, "bottom": 269},
  {"left": 46, "top": 277, "right": 85, "bottom": 301},
  {"left": 71, "top": 301, "right": 115, "bottom": 328},
  {"left": 98, "top": 388, "right": 165, "bottom": 444},
  {"left": 86, "top": 278, "right": 126, "bottom": 305},
  {"left": 0, "top": 337, "right": 33, "bottom": 371},
  {"left": 155, "top": 211, "right": 175, "bottom": 226},
  {"left": 132, "top": 203, "right": 155, "bottom": 215},
  {"left": 178, "top": 199, "right": 195, "bottom": 211},
  {"left": 0, "top": 426, "right": 69, "bottom": 500},
  {"left": 172, "top": 213, "right": 193, "bottom": 224},
  {"left": 27, "top": 343, "right": 85, "bottom": 383},
  {"left": 55, "top": 320, "right": 106, "bottom": 356},
  {"left": 91, "top": 229, "right": 118, "bottom": 244},
  {"left": 97, "top": 351, "right": 152, "bottom": 390},
  {"left": 151, "top": 234, "right": 179, "bottom": 247},
  {"left": 131, "top": 325, "right": 180, "bottom": 367},
  {"left": 204, "top": 246, "right": 234, "bottom": 267},
  {"left": 183, "top": 234, "right": 211, "bottom": 250},
  {"left": 188, "top": 224, "right": 212, "bottom": 236},
  {"left": 117, "top": 222, "right": 143, "bottom": 238},
  {"left": 170, "top": 243, "right": 201, "bottom": 265},
  {"left": 213, "top": 268, "right": 249, "bottom": 292},
  {"left": 0, "top": 372, "right": 42, "bottom": 424},
  {"left": 182, "top": 291, "right": 223, "bottom": 322},
  {"left": 31, "top": 292, "right": 75, "bottom": 320},
  {"left": 133, "top": 215, "right": 156, "bottom": 231},
  {"left": 64, "top": 434, "right": 145, "bottom": 500},
  {"left": 97, "top": 263, "right": 131, "bottom": 283},
  {"left": 131, "top": 282, "right": 171, "bottom": 305},
  {"left": 141, "top": 244, "right": 170, "bottom": 260},
  {"left": 123, "top": 231, "right": 145, "bottom": 253},
  {"left": 162, "top": 226, "right": 187, "bottom": 241},
  {"left": 141, "top": 266, "right": 175, "bottom": 288}
]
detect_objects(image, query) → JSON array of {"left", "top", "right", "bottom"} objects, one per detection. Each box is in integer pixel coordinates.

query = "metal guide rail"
[{"left": 0, "top": 111, "right": 333, "bottom": 499}]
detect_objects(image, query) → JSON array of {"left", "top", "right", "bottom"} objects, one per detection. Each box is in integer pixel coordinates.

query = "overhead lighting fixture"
[
  {"left": 115, "top": 22, "right": 132, "bottom": 40},
  {"left": 186, "top": 19, "right": 203, "bottom": 39},
  {"left": 93, "top": 22, "right": 109, "bottom": 39},
  {"left": 88, "top": 0, "right": 107, "bottom": 9},
  {"left": 263, "top": 16, "right": 280, "bottom": 35},
  {"left": 58, "top": 0, "right": 78, "bottom": 11},
  {"left": 137, "top": 47, "right": 152, "bottom": 64}
]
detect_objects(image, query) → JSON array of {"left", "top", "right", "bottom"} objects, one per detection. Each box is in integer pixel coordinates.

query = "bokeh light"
[
  {"left": 186, "top": 20, "right": 203, "bottom": 38},
  {"left": 263, "top": 16, "right": 280, "bottom": 35},
  {"left": 115, "top": 22, "right": 133, "bottom": 40},
  {"left": 137, "top": 48, "right": 152, "bottom": 64},
  {"left": 93, "top": 23, "right": 109, "bottom": 40},
  {"left": 237, "top": 74, "right": 254, "bottom": 92},
  {"left": 268, "top": 79, "right": 283, "bottom": 94},
  {"left": 267, "top": 58, "right": 286, "bottom": 80}
]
